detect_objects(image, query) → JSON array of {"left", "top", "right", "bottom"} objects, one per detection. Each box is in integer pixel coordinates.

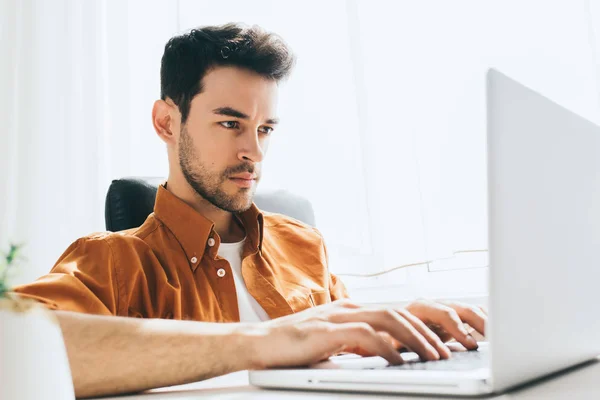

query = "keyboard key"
[{"left": 377, "top": 350, "right": 488, "bottom": 372}]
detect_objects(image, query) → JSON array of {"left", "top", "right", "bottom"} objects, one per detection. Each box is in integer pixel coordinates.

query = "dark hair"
[{"left": 160, "top": 23, "right": 295, "bottom": 123}]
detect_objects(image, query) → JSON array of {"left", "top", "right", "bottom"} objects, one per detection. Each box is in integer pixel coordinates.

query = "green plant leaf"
[{"left": 0, "top": 243, "right": 25, "bottom": 297}]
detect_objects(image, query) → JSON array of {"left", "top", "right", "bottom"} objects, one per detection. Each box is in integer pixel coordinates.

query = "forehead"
[{"left": 191, "top": 66, "right": 279, "bottom": 116}]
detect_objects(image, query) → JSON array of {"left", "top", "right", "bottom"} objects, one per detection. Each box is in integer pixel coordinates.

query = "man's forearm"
[{"left": 54, "top": 311, "right": 260, "bottom": 398}]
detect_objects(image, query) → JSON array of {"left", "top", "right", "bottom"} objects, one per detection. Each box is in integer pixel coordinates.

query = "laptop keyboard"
[{"left": 376, "top": 350, "right": 488, "bottom": 372}]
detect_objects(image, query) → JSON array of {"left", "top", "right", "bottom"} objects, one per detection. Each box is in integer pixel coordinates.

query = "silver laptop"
[{"left": 249, "top": 69, "right": 600, "bottom": 396}]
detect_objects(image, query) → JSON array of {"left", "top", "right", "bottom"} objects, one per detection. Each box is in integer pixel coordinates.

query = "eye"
[
  {"left": 219, "top": 121, "right": 240, "bottom": 129},
  {"left": 259, "top": 126, "right": 274, "bottom": 135}
]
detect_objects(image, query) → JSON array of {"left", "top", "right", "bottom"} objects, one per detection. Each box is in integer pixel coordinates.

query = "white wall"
[{"left": 2, "top": 0, "right": 600, "bottom": 301}]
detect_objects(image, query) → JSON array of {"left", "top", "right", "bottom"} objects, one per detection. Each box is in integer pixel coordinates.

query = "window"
[
  {"left": 176, "top": 0, "right": 600, "bottom": 301},
  {"left": 5, "top": 0, "right": 598, "bottom": 296}
]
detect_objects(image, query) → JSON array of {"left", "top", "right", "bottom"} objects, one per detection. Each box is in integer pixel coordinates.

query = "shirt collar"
[{"left": 153, "top": 184, "right": 264, "bottom": 271}]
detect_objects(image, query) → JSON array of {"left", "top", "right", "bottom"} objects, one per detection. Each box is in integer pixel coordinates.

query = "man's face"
[{"left": 178, "top": 66, "right": 279, "bottom": 213}]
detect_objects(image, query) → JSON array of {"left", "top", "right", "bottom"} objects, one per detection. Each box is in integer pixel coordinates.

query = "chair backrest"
[{"left": 105, "top": 177, "right": 316, "bottom": 231}]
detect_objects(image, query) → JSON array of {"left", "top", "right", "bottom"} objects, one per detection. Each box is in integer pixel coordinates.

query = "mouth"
[{"left": 229, "top": 176, "right": 256, "bottom": 189}]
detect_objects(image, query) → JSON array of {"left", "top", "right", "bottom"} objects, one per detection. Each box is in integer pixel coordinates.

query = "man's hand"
[
  {"left": 247, "top": 299, "right": 487, "bottom": 370},
  {"left": 405, "top": 299, "right": 487, "bottom": 350},
  {"left": 248, "top": 299, "right": 450, "bottom": 369},
  {"left": 52, "top": 299, "right": 487, "bottom": 398}
]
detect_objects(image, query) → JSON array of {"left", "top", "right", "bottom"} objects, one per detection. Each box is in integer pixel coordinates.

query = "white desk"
[{"left": 100, "top": 358, "right": 600, "bottom": 400}]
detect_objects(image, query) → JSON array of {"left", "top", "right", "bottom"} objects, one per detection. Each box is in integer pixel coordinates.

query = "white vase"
[{"left": 0, "top": 297, "right": 75, "bottom": 400}]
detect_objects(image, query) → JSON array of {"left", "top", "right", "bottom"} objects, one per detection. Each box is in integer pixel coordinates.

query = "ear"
[{"left": 152, "top": 99, "right": 180, "bottom": 145}]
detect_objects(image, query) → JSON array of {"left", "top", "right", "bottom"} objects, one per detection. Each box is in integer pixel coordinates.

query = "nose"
[{"left": 237, "top": 129, "right": 265, "bottom": 163}]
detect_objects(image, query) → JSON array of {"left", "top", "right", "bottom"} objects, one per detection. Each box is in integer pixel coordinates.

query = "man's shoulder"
[
  {"left": 262, "top": 212, "right": 323, "bottom": 241},
  {"left": 75, "top": 215, "right": 162, "bottom": 250}
]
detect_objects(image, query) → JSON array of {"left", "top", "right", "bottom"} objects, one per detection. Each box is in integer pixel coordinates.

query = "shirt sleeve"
[
  {"left": 314, "top": 228, "right": 350, "bottom": 301},
  {"left": 329, "top": 271, "right": 349, "bottom": 301},
  {"left": 10, "top": 235, "right": 120, "bottom": 315}
]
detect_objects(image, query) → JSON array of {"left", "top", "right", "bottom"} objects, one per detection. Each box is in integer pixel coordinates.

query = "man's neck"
[{"left": 165, "top": 177, "right": 246, "bottom": 243}]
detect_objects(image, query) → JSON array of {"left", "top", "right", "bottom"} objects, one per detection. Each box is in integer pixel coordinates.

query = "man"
[{"left": 13, "top": 23, "right": 486, "bottom": 398}]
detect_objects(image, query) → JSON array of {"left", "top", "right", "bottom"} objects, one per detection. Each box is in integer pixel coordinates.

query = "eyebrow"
[{"left": 212, "top": 106, "right": 279, "bottom": 125}]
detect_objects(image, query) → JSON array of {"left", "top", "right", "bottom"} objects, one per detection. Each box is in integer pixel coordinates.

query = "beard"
[{"left": 178, "top": 126, "right": 259, "bottom": 213}]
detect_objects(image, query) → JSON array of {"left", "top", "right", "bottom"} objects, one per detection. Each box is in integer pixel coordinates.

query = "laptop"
[{"left": 249, "top": 69, "right": 600, "bottom": 396}]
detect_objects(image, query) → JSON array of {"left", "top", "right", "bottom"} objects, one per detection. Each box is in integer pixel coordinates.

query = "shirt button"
[
  {"left": 190, "top": 256, "right": 198, "bottom": 263},
  {"left": 208, "top": 238, "right": 216, "bottom": 247},
  {"left": 217, "top": 268, "right": 226, "bottom": 278}
]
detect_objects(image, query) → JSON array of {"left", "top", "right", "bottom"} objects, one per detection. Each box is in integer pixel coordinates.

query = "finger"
[
  {"left": 331, "top": 308, "right": 440, "bottom": 361},
  {"left": 424, "top": 323, "right": 454, "bottom": 343},
  {"left": 449, "top": 304, "right": 487, "bottom": 336},
  {"left": 334, "top": 299, "right": 362, "bottom": 309},
  {"left": 432, "top": 327, "right": 454, "bottom": 343},
  {"left": 318, "top": 344, "right": 347, "bottom": 361},
  {"left": 377, "top": 331, "right": 403, "bottom": 351},
  {"left": 469, "top": 329, "right": 486, "bottom": 342},
  {"left": 395, "top": 309, "right": 452, "bottom": 359},
  {"left": 333, "top": 322, "right": 404, "bottom": 365},
  {"left": 428, "top": 306, "right": 479, "bottom": 350}
]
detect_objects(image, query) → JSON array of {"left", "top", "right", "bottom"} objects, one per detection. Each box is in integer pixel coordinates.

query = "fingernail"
[
  {"left": 427, "top": 344, "right": 440, "bottom": 360},
  {"left": 466, "top": 335, "right": 478, "bottom": 348},
  {"left": 440, "top": 344, "right": 452, "bottom": 359},
  {"left": 394, "top": 353, "right": 405, "bottom": 365}
]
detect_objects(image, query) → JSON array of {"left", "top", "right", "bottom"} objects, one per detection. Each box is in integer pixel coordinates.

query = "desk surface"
[{"left": 99, "top": 358, "right": 600, "bottom": 400}]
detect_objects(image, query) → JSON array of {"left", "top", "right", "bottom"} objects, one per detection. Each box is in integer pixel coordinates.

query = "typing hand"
[
  {"left": 405, "top": 299, "right": 487, "bottom": 350},
  {"left": 250, "top": 299, "right": 449, "bottom": 369}
]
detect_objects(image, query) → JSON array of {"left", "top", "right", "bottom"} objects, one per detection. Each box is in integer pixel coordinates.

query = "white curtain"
[
  {"left": 2, "top": 0, "right": 600, "bottom": 299},
  {"left": 0, "top": 0, "right": 174, "bottom": 285},
  {"left": 342, "top": 0, "right": 600, "bottom": 299},
  {"left": 177, "top": 0, "right": 600, "bottom": 299}
]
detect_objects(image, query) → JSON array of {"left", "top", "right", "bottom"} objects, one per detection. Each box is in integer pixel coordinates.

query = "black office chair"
[{"left": 105, "top": 177, "right": 316, "bottom": 231}]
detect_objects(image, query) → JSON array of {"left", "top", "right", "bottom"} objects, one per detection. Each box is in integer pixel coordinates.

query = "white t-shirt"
[{"left": 217, "top": 238, "right": 271, "bottom": 323}]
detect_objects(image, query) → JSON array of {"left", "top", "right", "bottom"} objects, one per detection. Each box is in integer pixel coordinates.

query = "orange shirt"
[{"left": 13, "top": 185, "right": 349, "bottom": 321}]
